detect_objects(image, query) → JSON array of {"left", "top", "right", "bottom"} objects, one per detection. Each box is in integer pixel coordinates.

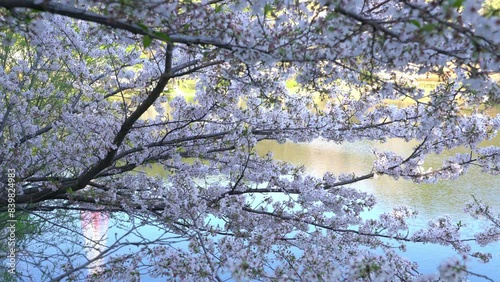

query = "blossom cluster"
[{"left": 0, "top": 0, "right": 498, "bottom": 281}]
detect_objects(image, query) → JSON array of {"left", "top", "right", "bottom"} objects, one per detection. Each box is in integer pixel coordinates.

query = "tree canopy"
[{"left": 0, "top": 0, "right": 499, "bottom": 281}]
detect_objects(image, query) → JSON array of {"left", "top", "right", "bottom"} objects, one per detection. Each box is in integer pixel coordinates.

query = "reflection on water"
[
  {"left": 93, "top": 98, "right": 500, "bottom": 279},
  {"left": 255, "top": 131, "right": 500, "bottom": 280},
  {"left": 81, "top": 210, "right": 109, "bottom": 276},
  {"left": 255, "top": 134, "right": 500, "bottom": 220}
]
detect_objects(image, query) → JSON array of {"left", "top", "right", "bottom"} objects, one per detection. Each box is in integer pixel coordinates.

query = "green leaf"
[
  {"left": 409, "top": 19, "right": 421, "bottom": 28},
  {"left": 215, "top": 5, "right": 223, "bottom": 13},
  {"left": 324, "top": 12, "right": 338, "bottom": 21},
  {"left": 136, "top": 22, "right": 149, "bottom": 32},
  {"left": 153, "top": 31, "right": 171, "bottom": 43},
  {"left": 264, "top": 3, "right": 272, "bottom": 17},
  {"left": 451, "top": 0, "right": 465, "bottom": 8},
  {"left": 421, "top": 23, "right": 437, "bottom": 32},
  {"left": 182, "top": 23, "right": 191, "bottom": 32},
  {"left": 143, "top": 34, "right": 153, "bottom": 48}
]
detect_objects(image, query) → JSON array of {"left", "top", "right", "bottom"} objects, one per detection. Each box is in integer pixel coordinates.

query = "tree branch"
[{"left": 0, "top": 0, "right": 236, "bottom": 49}]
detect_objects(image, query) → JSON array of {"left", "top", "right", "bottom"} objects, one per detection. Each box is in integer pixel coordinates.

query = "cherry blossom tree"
[{"left": 0, "top": 0, "right": 499, "bottom": 281}]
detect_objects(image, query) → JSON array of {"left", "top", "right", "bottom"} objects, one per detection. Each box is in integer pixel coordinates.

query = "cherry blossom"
[{"left": 0, "top": 0, "right": 498, "bottom": 281}]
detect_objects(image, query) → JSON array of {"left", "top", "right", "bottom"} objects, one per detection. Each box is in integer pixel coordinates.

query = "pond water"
[
  {"left": 13, "top": 95, "right": 499, "bottom": 281},
  {"left": 69, "top": 133, "right": 499, "bottom": 281},
  {"left": 81, "top": 102, "right": 500, "bottom": 280},
  {"left": 254, "top": 132, "right": 500, "bottom": 280}
]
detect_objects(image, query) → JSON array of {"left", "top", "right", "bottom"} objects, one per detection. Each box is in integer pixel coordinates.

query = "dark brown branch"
[
  {"left": 76, "top": 44, "right": 174, "bottom": 190},
  {"left": 0, "top": 44, "right": 175, "bottom": 206},
  {"left": 17, "top": 125, "right": 52, "bottom": 144},
  {"left": 0, "top": 0, "right": 236, "bottom": 49}
]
